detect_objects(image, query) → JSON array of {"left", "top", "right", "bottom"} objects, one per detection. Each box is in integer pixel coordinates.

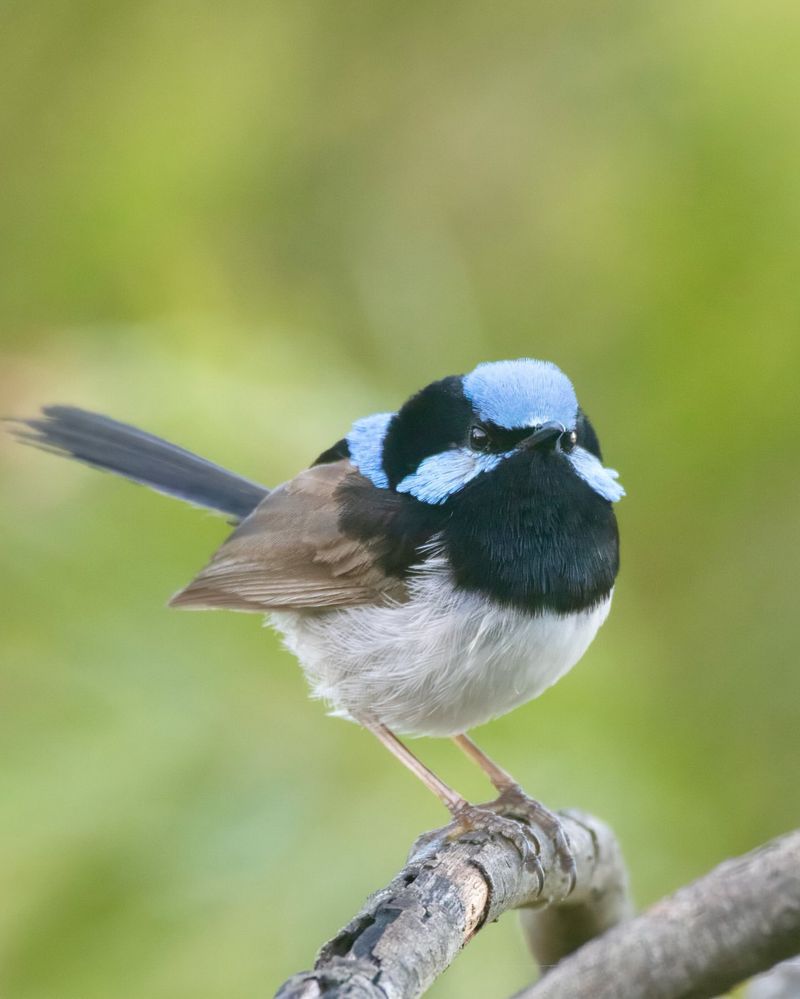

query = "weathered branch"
[
  {"left": 516, "top": 828, "right": 800, "bottom": 999},
  {"left": 517, "top": 808, "right": 631, "bottom": 969},
  {"left": 276, "top": 807, "right": 629, "bottom": 998},
  {"left": 277, "top": 806, "right": 800, "bottom": 999}
]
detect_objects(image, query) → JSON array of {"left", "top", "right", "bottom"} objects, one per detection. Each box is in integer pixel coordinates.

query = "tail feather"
[{"left": 10, "top": 406, "right": 269, "bottom": 520}]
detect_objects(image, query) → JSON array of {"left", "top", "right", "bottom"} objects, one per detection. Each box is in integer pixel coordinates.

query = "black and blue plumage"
[
  {"left": 327, "top": 372, "right": 619, "bottom": 616},
  {"left": 12, "top": 358, "right": 624, "bottom": 872}
]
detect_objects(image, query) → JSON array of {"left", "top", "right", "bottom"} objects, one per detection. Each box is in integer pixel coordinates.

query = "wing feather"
[{"left": 169, "top": 461, "right": 407, "bottom": 611}]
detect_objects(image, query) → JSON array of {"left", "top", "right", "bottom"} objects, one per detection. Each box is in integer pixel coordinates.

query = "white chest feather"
[{"left": 270, "top": 560, "right": 612, "bottom": 738}]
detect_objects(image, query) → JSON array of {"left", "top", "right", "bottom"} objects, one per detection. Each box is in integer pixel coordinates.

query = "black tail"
[{"left": 10, "top": 406, "right": 269, "bottom": 520}]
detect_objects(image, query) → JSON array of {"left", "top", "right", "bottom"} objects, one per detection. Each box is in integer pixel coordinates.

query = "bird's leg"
[
  {"left": 363, "top": 721, "right": 465, "bottom": 812},
  {"left": 452, "top": 732, "right": 518, "bottom": 790},
  {"left": 452, "top": 733, "right": 577, "bottom": 892},
  {"left": 361, "top": 721, "right": 543, "bottom": 878}
]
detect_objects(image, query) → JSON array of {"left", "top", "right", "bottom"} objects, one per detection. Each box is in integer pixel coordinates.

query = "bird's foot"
[
  {"left": 484, "top": 784, "right": 576, "bottom": 894},
  {"left": 446, "top": 802, "right": 544, "bottom": 888}
]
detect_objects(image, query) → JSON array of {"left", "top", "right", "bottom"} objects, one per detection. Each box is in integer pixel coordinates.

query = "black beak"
[{"left": 519, "top": 421, "right": 565, "bottom": 451}]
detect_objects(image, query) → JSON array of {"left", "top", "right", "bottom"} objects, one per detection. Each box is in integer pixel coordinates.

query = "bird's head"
[{"left": 346, "top": 358, "right": 624, "bottom": 506}]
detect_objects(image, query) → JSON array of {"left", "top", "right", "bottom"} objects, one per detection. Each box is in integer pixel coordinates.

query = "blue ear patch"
[
  {"left": 347, "top": 412, "right": 395, "bottom": 488},
  {"left": 463, "top": 358, "right": 578, "bottom": 430},
  {"left": 396, "top": 448, "right": 505, "bottom": 504},
  {"left": 568, "top": 447, "right": 625, "bottom": 502}
]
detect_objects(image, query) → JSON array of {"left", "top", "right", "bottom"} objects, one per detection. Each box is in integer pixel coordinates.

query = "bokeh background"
[{"left": 2, "top": 3, "right": 799, "bottom": 997}]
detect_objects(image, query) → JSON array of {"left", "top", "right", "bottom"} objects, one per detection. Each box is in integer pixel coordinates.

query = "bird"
[{"left": 11, "top": 357, "right": 624, "bottom": 885}]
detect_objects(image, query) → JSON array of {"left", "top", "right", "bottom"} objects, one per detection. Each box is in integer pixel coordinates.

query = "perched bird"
[{"left": 12, "top": 358, "right": 624, "bottom": 882}]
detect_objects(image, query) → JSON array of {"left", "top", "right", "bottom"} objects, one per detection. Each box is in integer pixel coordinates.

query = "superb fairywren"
[{"left": 13, "top": 358, "right": 624, "bottom": 881}]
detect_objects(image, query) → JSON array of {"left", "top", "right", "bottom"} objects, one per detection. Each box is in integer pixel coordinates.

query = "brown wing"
[{"left": 169, "top": 461, "right": 407, "bottom": 612}]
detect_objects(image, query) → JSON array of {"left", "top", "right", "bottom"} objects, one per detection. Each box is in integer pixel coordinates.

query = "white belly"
[{"left": 270, "top": 559, "right": 612, "bottom": 738}]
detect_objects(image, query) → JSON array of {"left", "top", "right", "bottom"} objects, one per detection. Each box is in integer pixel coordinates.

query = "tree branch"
[
  {"left": 516, "top": 828, "right": 800, "bottom": 999},
  {"left": 276, "top": 808, "right": 629, "bottom": 998}
]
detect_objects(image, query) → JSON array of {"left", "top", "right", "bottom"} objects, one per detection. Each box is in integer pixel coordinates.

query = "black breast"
[{"left": 442, "top": 450, "right": 619, "bottom": 615}]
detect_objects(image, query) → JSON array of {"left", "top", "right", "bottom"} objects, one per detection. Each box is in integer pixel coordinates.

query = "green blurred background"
[{"left": 2, "top": 3, "right": 799, "bottom": 996}]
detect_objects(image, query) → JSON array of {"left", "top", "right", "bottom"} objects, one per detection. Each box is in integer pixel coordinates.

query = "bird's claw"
[
  {"left": 447, "top": 803, "right": 545, "bottom": 888},
  {"left": 484, "top": 784, "right": 577, "bottom": 894}
]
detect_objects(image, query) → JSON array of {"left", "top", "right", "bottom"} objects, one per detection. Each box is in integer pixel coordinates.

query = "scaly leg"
[
  {"left": 361, "top": 721, "right": 541, "bottom": 875},
  {"left": 452, "top": 733, "right": 577, "bottom": 892}
]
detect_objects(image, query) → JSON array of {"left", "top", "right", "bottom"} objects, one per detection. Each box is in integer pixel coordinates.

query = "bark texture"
[
  {"left": 276, "top": 808, "right": 629, "bottom": 998},
  {"left": 517, "top": 828, "right": 800, "bottom": 999},
  {"left": 277, "top": 812, "right": 800, "bottom": 999}
]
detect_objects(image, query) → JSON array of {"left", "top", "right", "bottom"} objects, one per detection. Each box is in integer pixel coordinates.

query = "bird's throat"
[{"left": 442, "top": 451, "right": 619, "bottom": 614}]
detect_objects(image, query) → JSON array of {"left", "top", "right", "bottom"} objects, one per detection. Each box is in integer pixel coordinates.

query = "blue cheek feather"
[
  {"left": 568, "top": 447, "right": 625, "bottom": 502},
  {"left": 463, "top": 358, "right": 579, "bottom": 430},
  {"left": 347, "top": 412, "right": 395, "bottom": 488},
  {"left": 396, "top": 448, "right": 505, "bottom": 504},
  {"left": 346, "top": 393, "right": 624, "bottom": 506}
]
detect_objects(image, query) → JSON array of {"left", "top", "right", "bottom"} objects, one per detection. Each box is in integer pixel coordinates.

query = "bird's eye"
[
  {"left": 469, "top": 425, "right": 491, "bottom": 452},
  {"left": 560, "top": 430, "right": 578, "bottom": 454}
]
